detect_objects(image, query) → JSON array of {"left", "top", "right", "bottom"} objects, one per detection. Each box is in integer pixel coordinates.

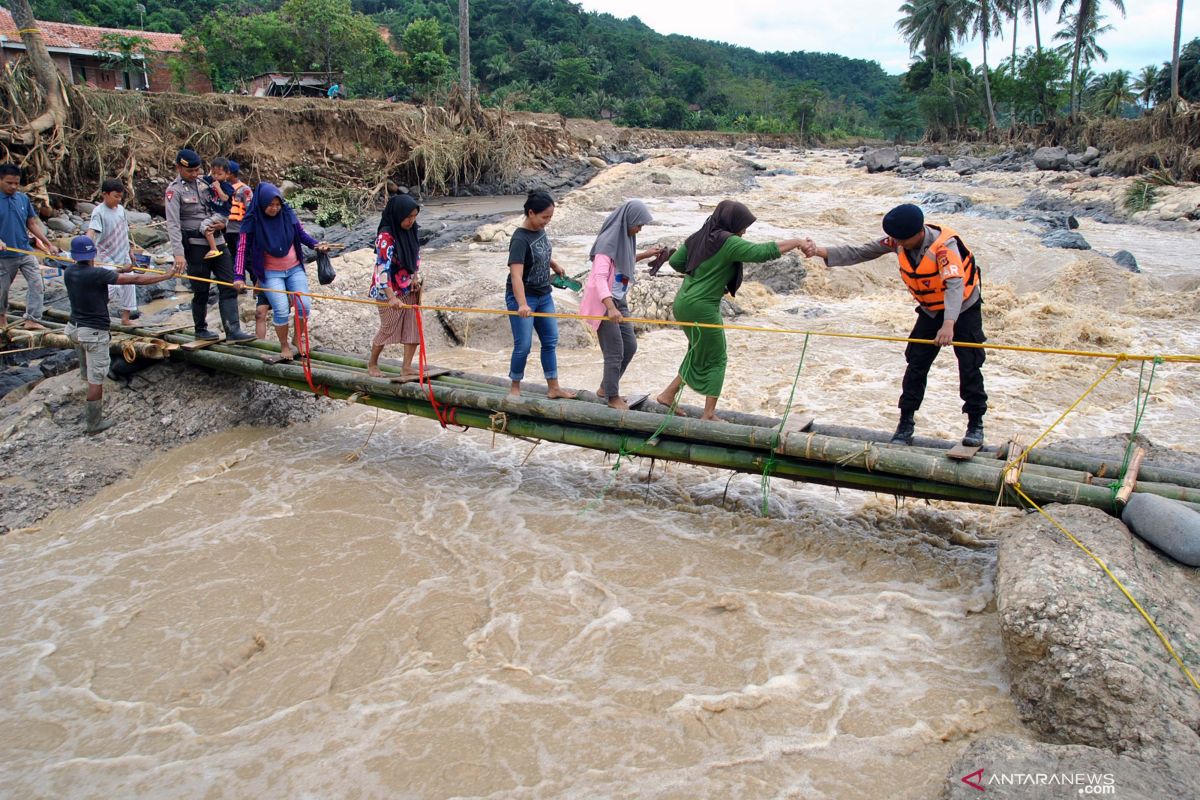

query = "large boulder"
[
  {"left": 922, "top": 154, "right": 951, "bottom": 169},
  {"left": 1033, "top": 146, "right": 1070, "bottom": 171},
  {"left": 996, "top": 504, "right": 1200, "bottom": 764},
  {"left": 743, "top": 251, "right": 807, "bottom": 294},
  {"left": 1040, "top": 230, "right": 1091, "bottom": 249},
  {"left": 942, "top": 737, "right": 1196, "bottom": 799},
  {"left": 45, "top": 216, "right": 76, "bottom": 234},
  {"left": 1080, "top": 146, "right": 1101, "bottom": 165},
  {"left": 125, "top": 210, "right": 153, "bottom": 225},
  {"left": 130, "top": 226, "right": 167, "bottom": 248},
  {"left": 951, "top": 156, "right": 985, "bottom": 175},
  {"left": 1111, "top": 250, "right": 1140, "bottom": 273},
  {"left": 863, "top": 147, "right": 900, "bottom": 173}
]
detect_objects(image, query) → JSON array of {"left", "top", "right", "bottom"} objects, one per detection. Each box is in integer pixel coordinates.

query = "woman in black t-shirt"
[{"left": 505, "top": 191, "right": 576, "bottom": 400}]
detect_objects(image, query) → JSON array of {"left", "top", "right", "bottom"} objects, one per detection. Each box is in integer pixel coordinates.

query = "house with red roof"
[{"left": 0, "top": 9, "right": 211, "bottom": 93}]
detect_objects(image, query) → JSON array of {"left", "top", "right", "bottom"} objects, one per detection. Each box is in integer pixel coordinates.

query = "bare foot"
[
  {"left": 507, "top": 389, "right": 522, "bottom": 400},
  {"left": 547, "top": 388, "right": 578, "bottom": 400},
  {"left": 654, "top": 392, "right": 676, "bottom": 407},
  {"left": 401, "top": 369, "right": 420, "bottom": 380},
  {"left": 20, "top": 320, "right": 47, "bottom": 330},
  {"left": 280, "top": 347, "right": 294, "bottom": 361},
  {"left": 700, "top": 413, "right": 721, "bottom": 422},
  {"left": 607, "top": 396, "right": 629, "bottom": 411},
  {"left": 367, "top": 366, "right": 384, "bottom": 378}
]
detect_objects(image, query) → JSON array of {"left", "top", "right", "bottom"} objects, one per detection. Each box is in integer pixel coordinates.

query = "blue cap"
[
  {"left": 882, "top": 204, "right": 925, "bottom": 239},
  {"left": 176, "top": 148, "right": 201, "bottom": 168},
  {"left": 69, "top": 235, "right": 98, "bottom": 262},
  {"left": 227, "top": 159, "right": 241, "bottom": 175}
]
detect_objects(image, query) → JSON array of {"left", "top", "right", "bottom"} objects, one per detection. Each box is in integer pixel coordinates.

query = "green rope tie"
[
  {"left": 1110, "top": 356, "right": 1162, "bottom": 511},
  {"left": 761, "top": 334, "right": 810, "bottom": 517}
]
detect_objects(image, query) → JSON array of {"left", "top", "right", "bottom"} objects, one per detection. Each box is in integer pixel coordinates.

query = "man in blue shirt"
[{"left": 0, "top": 163, "right": 59, "bottom": 329}]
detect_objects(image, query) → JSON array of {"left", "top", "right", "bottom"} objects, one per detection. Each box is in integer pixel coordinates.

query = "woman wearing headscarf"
[
  {"left": 579, "top": 199, "right": 663, "bottom": 410},
  {"left": 367, "top": 194, "right": 422, "bottom": 378},
  {"left": 655, "top": 200, "right": 805, "bottom": 420},
  {"left": 233, "top": 183, "right": 328, "bottom": 361}
]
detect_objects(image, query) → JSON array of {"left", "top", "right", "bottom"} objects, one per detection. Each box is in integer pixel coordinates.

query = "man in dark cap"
[
  {"left": 62, "top": 235, "right": 176, "bottom": 433},
  {"left": 164, "top": 148, "right": 254, "bottom": 342},
  {"left": 801, "top": 203, "right": 987, "bottom": 448}
]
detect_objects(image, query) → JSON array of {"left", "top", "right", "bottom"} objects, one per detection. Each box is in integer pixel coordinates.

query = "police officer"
[
  {"left": 802, "top": 204, "right": 987, "bottom": 448},
  {"left": 165, "top": 148, "right": 254, "bottom": 342}
]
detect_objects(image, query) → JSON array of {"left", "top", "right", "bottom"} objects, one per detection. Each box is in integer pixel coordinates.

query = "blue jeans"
[
  {"left": 262, "top": 265, "right": 309, "bottom": 326},
  {"left": 506, "top": 289, "right": 558, "bottom": 382}
]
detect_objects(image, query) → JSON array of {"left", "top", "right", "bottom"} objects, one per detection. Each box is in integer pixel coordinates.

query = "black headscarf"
[
  {"left": 682, "top": 199, "right": 757, "bottom": 297},
  {"left": 378, "top": 194, "right": 421, "bottom": 273}
]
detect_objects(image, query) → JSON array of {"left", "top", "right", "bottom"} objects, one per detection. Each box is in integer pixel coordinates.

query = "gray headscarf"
[{"left": 588, "top": 200, "right": 654, "bottom": 275}]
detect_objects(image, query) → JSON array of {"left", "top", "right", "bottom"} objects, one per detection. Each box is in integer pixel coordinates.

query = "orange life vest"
[
  {"left": 228, "top": 181, "right": 248, "bottom": 223},
  {"left": 895, "top": 224, "right": 979, "bottom": 312}
]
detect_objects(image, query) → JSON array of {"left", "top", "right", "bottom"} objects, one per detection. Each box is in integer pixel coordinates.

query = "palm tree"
[
  {"left": 1170, "top": 0, "right": 1184, "bottom": 105},
  {"left": 897, "top": 0, "right": 972, "bottom": 128},
  {"left": 1133, "top": 64, "right": 1161, "bottom": 109},
  {"left": 1057, "top": 0, "right": 1125, "bottom": 117},
  {"left": 967, "top": 0, "right": 1004, "bottom": 128},
  {"left": 458, "top": 0, "right": 470, "bottom": 96},
  {"left": 1089, "top": 69, "right": 1135, "bottom": 115}
]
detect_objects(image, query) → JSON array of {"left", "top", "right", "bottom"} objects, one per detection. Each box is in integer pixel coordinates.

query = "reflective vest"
[
  {"left": 895, "top": 224, "right": 978, "bottom": 312},
  {"left": 229, "top": 181, "right": 248, "bottom": 223}
]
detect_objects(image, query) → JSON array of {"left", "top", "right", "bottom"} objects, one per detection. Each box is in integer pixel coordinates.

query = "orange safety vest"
[
  {"left": 894, "top": 224, "right": 979, "bottom": 312},
  {"left": 228, "top": 181, "right": 248, "bottom": 222}
]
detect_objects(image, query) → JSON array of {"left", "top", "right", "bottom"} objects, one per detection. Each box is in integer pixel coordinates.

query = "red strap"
[{"left": 292, "top": 296, "right": 328, "bottom": 397}]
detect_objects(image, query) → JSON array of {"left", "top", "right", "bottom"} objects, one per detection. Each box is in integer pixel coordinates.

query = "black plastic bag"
[{"left": 316, "top": 251, "right": 337, "bottom": 285}]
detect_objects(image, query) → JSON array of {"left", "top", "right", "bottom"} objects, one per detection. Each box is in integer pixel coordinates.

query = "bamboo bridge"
[{"left": 6, "top": 309, "right": 1200, "bottom": 517}]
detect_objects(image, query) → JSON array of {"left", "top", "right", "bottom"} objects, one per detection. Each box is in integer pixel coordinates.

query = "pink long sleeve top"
[{"left": 579, "top": 252, "right": 616, "bottom": 331}]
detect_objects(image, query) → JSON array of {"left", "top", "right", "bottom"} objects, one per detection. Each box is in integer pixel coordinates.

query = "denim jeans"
[
  {"left": 506, "top": 289, "right": 558, "bottom": 382},
  {"left": 262, "top": 264, "right": 309, "bottom": 326}
]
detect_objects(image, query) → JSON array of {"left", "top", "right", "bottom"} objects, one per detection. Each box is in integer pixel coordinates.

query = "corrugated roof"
[{"left": 0, "top": 9, "right": 184, "bottom": 53}]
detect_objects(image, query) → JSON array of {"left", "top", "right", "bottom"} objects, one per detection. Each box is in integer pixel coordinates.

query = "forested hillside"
[{"left": 27, "top": 0, "right": 898, "bottom": 138}]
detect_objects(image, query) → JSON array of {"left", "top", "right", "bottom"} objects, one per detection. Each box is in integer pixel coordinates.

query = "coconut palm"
[
  {"left": 1089, "top": 69, "right": 1135, "bottom": 116},
  {"left": 897, "top": 0, "right": 972, "bottom": 129},
  {"left": 1133, "top": 64, "right": 1161, "bottom": 109},
  {"left": 1170, "top": 0, "right": 1185, "bottom": 105},
  {"left": 459, "top": 0, "right": 470, "bottom": 95},
  {"left": 1057, "top": 0, "right": 1125, "bottom": 117},
  {"left": 967, "top": 0, "right": 1005, "bottom": 128}
]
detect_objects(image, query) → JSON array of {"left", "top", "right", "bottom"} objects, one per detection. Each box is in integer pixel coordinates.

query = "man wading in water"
[{"left": 802, "top": 203, "right": 987, "bottom": 448}]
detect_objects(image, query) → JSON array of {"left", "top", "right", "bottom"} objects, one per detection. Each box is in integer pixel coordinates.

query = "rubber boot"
[
  {"left": 85, "top": 399, "right": 117, "bottom": 435},
  {"left": 193, "top": 295, "right": 218, "bottom": 339},
  {"left": 963, "top": 414, "right": 985, "bottom": 448},
  {"left": 890, "top": 411, "right": 916, "bottom": 446},
  {"left": 220, "top": 295, "right": 256, "bottom": 343}
]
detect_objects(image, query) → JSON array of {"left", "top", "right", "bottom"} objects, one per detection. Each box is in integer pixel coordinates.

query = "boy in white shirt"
[{"left": 87, "top": 178, "right": 140, "bottom": 326}]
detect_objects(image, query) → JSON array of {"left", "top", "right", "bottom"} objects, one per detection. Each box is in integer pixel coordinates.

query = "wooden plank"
[
  {"left": 181, "top": 337, "right": 223, "bottom": 351},
  {"left": 946, "top": 443, "right": 982, "bottom": 461},
  {"left": 1116, "top": 446, "right": 1148, "bottom": 504},
  {"left": 388, "top": 367, "right": 451, "bottom": 383}
]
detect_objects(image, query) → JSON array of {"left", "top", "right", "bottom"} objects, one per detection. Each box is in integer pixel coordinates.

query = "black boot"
[
  {"left": 193, "top": 297, "right": 218, "bottom": 339},
  {"left": 963, "top": 414, "right": 985, "bottom": 448},
  {"left": 890, "top": 411, "right": 916, "bottom": 445},
  {"left": 220, "top": 296, "right": 256, "bottom": 343}
]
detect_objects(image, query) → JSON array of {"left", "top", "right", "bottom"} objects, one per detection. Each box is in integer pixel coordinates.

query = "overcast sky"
[{"left": 575, "top": 0, "right": 1196, "bottom": 76}]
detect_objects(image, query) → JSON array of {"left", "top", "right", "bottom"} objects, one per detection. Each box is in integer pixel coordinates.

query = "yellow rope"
[
  {"left": 16, "top": 247, "right": 1200, "bottom": 364},
  {"left": 1012, "top": 484, "right": 1200, "bottom": 696},
  {"left": 1002, "top": 357, "right": 1125, "bottom": 482}
]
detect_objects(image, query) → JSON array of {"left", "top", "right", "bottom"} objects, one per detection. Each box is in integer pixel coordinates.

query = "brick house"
[{"left": 0, "top": 10, "right": 211, "bottom": 93}]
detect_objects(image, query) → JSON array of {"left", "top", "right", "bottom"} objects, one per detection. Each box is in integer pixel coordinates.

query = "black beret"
[{"left": 882, "top": 204, "right": 925, "bottom": 240}]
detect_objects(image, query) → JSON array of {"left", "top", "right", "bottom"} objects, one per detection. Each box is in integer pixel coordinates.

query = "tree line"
[{"left": 26, "top": 0, "right": 1200, "bottom": 141}]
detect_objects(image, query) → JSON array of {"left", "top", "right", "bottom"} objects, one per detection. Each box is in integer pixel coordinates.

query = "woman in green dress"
[{"left": 655, "top": 200, "right": 805, "bottom": 420}]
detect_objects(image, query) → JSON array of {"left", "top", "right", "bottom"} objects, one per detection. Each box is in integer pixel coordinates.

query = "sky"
[{"left": 575, "top": 0, "right": 1197, "bottom": 76}]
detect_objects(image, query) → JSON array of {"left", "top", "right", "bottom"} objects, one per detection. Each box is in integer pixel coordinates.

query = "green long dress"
[{"left": 668, "top": 237, "right": 782, "bottom": 397}]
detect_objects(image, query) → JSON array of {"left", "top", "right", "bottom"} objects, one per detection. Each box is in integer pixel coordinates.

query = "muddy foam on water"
[{"left": 2, "top": 147, "right": 1197, "bottom": 798}]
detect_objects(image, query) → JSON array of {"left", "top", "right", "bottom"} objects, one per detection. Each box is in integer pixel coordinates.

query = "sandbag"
[{"left": 1121, "top": 493, "right": 1200, "bottom": 567}]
